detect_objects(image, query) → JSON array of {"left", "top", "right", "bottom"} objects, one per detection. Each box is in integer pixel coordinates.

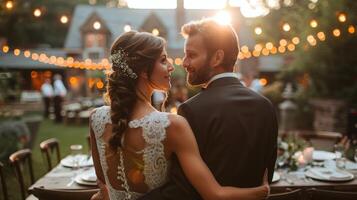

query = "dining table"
[
  {"left": 28, "top": 154, "right": 357, "bottom": 198},
  {"left": 28, "top": 155, "right": 98, "bottom": 196}
]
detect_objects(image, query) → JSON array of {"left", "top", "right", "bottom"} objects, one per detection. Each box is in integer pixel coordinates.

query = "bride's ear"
[{"left": 139, "top": 71, "right": 149, "bottom": 79}]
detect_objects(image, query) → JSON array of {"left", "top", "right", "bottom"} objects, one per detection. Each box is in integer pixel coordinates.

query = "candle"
[
  {"left": 297, "top": 154, "right": 307, "bottom": 165},
  {"left": 303, "top": 147, "right": 314, "bottom": 163}
]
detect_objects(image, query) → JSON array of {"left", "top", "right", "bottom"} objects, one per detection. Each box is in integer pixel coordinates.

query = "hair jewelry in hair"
[{"left": 109, "top": 49, "right": 138, "bottom": 79}]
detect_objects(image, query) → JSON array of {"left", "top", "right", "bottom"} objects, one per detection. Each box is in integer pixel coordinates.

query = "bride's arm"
[
  {"left": 90, "top": 116, "right": 109, "bottom": 200},
  {"left": 166, "top": 115, "right": 269, "bottom": 200}
]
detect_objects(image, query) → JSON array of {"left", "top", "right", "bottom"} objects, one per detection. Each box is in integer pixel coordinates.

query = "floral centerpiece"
[{"left": 277, "top": 133, "right": 312, "bottom": 171}]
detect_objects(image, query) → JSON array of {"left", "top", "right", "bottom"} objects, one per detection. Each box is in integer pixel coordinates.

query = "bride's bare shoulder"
[{"left": 166, "top": 114, "right": 192, "bottom": 136}]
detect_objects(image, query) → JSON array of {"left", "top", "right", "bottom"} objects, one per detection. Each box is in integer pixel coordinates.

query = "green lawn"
[{"left": 2, "top": 119, "right": 90, "bottom": 200}]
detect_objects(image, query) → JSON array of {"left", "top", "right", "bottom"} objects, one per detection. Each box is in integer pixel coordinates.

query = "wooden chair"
[
  {"left": 306, "top": 188, "right": 357, "bottom": 200},
  {"left": 32, "top": 187, "right": 99, "bottom": 200},
  {"left": 9, "top": 149, "right": 35, "bottom": 200},
  {"left": 268, "top": 189, "right": 302, "bottom": 200},
  {"left": 40, "top": 138, "right": 61, "bottom": 172},
  {"left": 0, "top": 161, "right": 9, "bottom": 200}
]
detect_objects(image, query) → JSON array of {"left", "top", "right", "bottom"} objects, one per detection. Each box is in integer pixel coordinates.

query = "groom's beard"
[{"left": 186, "top": 58, "right": 212, "bottom": 87}]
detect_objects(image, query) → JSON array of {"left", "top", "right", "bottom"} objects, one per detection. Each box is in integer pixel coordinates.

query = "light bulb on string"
[
  {"left": 348, "top": 25, "right": 355, "bottom": 34},
  {"left": 6, "top": 1, "right": 13, "bottom": 10},
  {"left": 338, "top": 13, "right": 347, "bottom": 23},
  {"left": 255, "top": 27, "right": 262, "bottom": 35},
  {"left": 333, "top": 29, "right": 341, "bottom": 37},
  {"left": 34, "top": 8, "right": 42, "bottom": 17},
  {"left": 310, "top": 20, "right": 318, "bottom": 28},
  {"left": 283, "top": 23, "right": 291, "bottom": 32}
]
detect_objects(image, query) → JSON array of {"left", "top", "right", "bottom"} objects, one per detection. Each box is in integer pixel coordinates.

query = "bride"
[{"left": 90, "top": 31, "right": 269, "bottom": 200}]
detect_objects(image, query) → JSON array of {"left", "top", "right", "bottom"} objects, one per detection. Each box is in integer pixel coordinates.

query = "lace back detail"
[
  {"left": 129, "top": 111, "right": 170, "bottom": 190},
  {"left": 91, "top": 106, "right": 111, "bottom": 138},
  {"left": 91, "top": 107, "right": 170, "bottom": 199}
]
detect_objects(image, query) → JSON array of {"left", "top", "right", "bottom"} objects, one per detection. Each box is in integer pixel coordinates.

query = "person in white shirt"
[
  {"left": 41, "top": 78, "right": 54, "bottom": 118},
  {"left": 53, "top": 74, "right": 67, "bottom": 122}
]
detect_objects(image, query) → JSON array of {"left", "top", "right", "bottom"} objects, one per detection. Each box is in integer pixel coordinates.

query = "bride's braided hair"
[{"left": 105, "top": 31, "right": 165, "bottom": 150}]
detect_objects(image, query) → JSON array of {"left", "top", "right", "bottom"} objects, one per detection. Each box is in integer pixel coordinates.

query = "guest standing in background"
[
  {"left": 40, "top": 78, "right": 54, "bottom": 118},
  {"left": 53, "top": 74, "right": 67, "bottom": 123}
]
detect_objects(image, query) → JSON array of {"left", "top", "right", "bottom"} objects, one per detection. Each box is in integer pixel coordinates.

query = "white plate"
[
  {"left": 81, "top": 169, "right": 97, "bottom": 182},
  {"left": 305, "top": 168, "right": 354, "bottom": 182},
  {"left": 75, "top": 175, "right": 98, "bottom": 186},
  {"left": 272, "top": 172, "right": 280, "bottom": 183},
  {"left": 61, "top": 155, "right": 94, "bottom": 168},
  {"left": 312, "top": 151, "right": 336, "bottom": 161}
]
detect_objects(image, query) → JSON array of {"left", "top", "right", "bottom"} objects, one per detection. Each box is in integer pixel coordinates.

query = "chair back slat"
[
  {"left": 0, "top": 162, "right": 9, "bottom": 200},
  {"left": 9, "top": 149, "right": 35, "bottom": 200},
  {"left": 33, "top": 187, "right": 99, "bottom": 200},
  {"left": 40, "top": 138, "right": 60, "bottom": 171}
]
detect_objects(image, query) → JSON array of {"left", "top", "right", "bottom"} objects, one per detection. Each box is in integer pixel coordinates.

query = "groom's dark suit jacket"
[{"left": 140, "top": 77, "right": 278, "bottom": 200}]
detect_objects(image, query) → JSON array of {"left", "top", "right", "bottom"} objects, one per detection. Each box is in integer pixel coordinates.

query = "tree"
[
  {"left": 254, "top": 0, "right": 357, "bottom": 107},
  {"left": 0, "top": 0, "right": 109, "bottom": 48}
]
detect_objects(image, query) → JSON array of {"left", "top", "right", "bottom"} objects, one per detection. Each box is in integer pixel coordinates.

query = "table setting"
[{"left": 271, "top": 136, "right": 357, "bottom": 191}]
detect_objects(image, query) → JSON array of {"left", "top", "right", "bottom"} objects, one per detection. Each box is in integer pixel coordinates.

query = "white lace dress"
[{"left": 91, "top": 106, "right": 170, "bottom": 200}]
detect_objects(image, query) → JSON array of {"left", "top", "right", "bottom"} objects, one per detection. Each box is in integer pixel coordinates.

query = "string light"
[
  {"left": 333, "top": 28, "right": 341, "bottom": 37},
  {"left": 348, "top": 25, "right": 355, "bottom": 34},
  {"left": 259, "top": 78, "right": 268, "bottom": 86},
  {"left": 310, "top": 20, "right": 318, "bottom": 28},
  {"left": 152, "top": 28, "right": 159, "bottom": 36},
  {"left": 283, "top": 23, "right": 291, "bottom": 32},
  {"left": 287, "top": 44, "right": 296, "bottom": 51},
  {"left": 14, "top": 49, "right": 20, "bottom": 56},
  {"left": 255, "top": 27, "right": 263, "bottom": 35},
  {"left": 6, "top": 1, "right": 13, "bottom": 10},
  {"left": 338, "top": 13, "right": 347, "bottom": 23},
  {"left": 124, "top": 24, "right": 131, "bottom": 32},
  {"left": 2, "top": 46, "right": 9, "bottom": 53},
  {"left": 262, "top": 48, "right": 269, "bottom": 56},
  {"left": 93, "top": 21, "right": 101, "bottom": 30},
  {"left": 265, "top": 42, "right": 274, "bottom": 50},
  {"left": 278, "top": 46, "right": 286, "bottom": 53},
  {"left": 317, "top": 32, "right": 326, "bottom": 41},
  {"left": 60, "top": 15, "right": 69, "bottom": 24},
  {"left": 34, "top": 9, "right": 42, "bottom": 17},
  {"left": 279, "top": 39, "right": 288, "bottom": 46},
  {"left": 292, "top": 37, "right": 300, "bottom": 45},
  {"left": 241, "top": 45, "right": 249, "bottom": 53},
  {"left": 174, "top": 58, "right": 182, "bottom": 65},
  {"left": 254, "top": 44, "right": 263, "bottom": 51}
]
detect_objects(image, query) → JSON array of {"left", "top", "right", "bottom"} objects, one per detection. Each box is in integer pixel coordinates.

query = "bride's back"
[{"left": 91, "top": 106, "right": 171, "bottom": 199}]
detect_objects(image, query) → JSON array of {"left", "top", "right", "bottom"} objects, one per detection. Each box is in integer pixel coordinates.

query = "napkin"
[{"left": 309, "top": 168, "right": 352, "bottom": 180}]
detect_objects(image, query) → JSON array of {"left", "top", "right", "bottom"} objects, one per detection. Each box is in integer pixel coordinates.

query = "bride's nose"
[{"left": 168, "top": 62, "right": 175, "bottom": 72}]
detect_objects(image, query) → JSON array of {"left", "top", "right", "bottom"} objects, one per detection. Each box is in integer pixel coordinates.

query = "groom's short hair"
[{"left": 181, "top": 18, "right": 239, "bottom": 70}]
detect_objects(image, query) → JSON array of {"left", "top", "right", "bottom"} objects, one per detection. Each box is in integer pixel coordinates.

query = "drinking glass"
[
  {"left": 334, "top": 144, "right": 345, "bottom": 169},
  {"left": 70, "top": 144, "right": 83, "bottom": 169}
]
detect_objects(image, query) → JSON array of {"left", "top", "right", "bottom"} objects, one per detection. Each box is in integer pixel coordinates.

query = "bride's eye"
[{"left": 161, "top": 56, "right": 167, "bottom": 64}]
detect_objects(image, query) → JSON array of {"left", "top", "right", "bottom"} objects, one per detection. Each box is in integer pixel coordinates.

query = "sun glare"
[{"left": 213, "top": 11, "right": 232, "bottom": 25}]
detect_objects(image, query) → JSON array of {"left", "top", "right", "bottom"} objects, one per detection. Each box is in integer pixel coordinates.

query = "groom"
[{"left": 140, "top": 18, "right": 278, "bottom": 200}]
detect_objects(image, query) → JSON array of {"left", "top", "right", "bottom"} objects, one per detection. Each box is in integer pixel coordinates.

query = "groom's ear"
[{"left": 210, "top": 49, "right": 225, "bottom": 68}]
